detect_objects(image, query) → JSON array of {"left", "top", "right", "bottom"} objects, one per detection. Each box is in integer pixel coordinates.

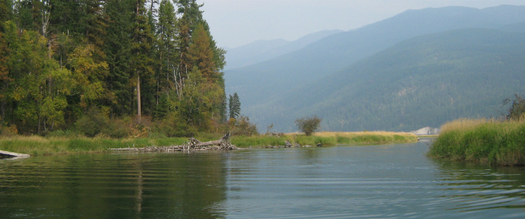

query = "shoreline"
[
  {"left": 427, "top": 118, "right": 525, "bottom": 166},
  {"left": 0, "top": 132, "right": 418, "bottom": 157}
]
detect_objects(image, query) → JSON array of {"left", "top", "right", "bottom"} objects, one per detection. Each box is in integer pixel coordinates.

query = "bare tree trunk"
[
  {"left": 137, "top": 75, "right": 141, "bottom": 123},
  {"left": 135, "top": 0, "right": 141, "bottom": 123}
]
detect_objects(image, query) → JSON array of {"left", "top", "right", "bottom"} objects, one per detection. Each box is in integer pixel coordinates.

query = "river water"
[{"left": 2, "top": 138, "right": 525, "bottom": 218}]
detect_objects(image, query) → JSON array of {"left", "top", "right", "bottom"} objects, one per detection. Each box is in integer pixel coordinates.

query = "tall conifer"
[
  {"left": 104, "top": 0, "right": 134, "bottom": 116},
  {"left": 131, "top": 0, "right": 154, "bottom": 122}
]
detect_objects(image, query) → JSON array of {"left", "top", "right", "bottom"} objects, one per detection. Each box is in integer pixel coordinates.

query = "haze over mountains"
[
  {"left": 224, "top": 30, "right": 342, "bottom": 70},
  {"left": 224, "top": 5, "right": 525, "bottom": 132}
]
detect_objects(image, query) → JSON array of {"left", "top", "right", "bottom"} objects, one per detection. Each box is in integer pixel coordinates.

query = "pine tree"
[
  {"left": 154, "top": 0, "right": 177, "bottom": 117},
  {"left": 174, "top": 0, "right": 203, "bottom": 100},
  {"left": 229, "top": 93, "right": 240, "bottom": 119},
  {"left": 131, "top": 0, "right": 154, "bottom": 122},
  {"left": 0, "top": 0, "right": 13, "bottom": 29},
  {"left": 103, "top": 0, "right": 134, "bottom": 116},
  {"left": 14, "top": 0, "right": 34, "bottom": 31},
  {"left": 77, "top": 0, "right": 110, "bottom": 110},
  {"left": 189, "top": 23, "right": 215, "bottom": 80},
  {"left": 49, "top": 0, "right": 83, "bottom": 34}
]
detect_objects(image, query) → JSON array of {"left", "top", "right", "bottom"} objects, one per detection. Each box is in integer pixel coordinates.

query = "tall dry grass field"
[
  {"left": 283, "top": 131, "right": 418, "bottom": 146},
  {"left": 428, "top": 118, "right": 525, "bottom": 166}
]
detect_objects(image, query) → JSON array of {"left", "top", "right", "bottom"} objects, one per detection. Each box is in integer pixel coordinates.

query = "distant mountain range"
[
  {"left": 224, "top": 30, "right": 342, "bottom": 70},
  {"left": 224, "top": 5, "right": 525, "bottom": 132}
]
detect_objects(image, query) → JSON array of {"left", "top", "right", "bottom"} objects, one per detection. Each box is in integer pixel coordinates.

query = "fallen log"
[
  {"left": 0, "top": 150, "right": 30, "bottom": 159},
  {"left": 110, "top": 133, "right": 237, "bottom": 152},
  {"left": 190, "top": 132, "right": 232, "bottom": 148},
  {"left": 193, "top": 139, "right": 221, "bottom": 147}
]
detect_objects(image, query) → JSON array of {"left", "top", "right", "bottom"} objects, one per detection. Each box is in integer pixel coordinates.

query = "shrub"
[
  {"left": 295, "top": 115, "right": 322, "bottom": 136},
  {"left": 0, "top": 125, "right": 18, "bottom": 137},
  {"left": 127, "top": 116, "right": 152, "bottom": 138},
  {"left": 76, "top": 107, "right": 108, "bottom": 137},
  {"left": 102, "top": 117, "right": 132, "bottom": 138},
  {"left": 228, "top": 115, "right": 258, "bottom": 136},
  {"left": 152, "top": 112, "right": 194, "bottom": 137}
]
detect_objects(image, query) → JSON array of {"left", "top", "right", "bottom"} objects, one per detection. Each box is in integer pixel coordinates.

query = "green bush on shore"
[{"left": 428, "top": 118, "right": 525, "bottom": 166}]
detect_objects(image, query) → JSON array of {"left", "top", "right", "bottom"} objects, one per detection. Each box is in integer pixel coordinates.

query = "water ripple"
[{"left": 2, "top": 143, "right": 525, "bottom": 218}]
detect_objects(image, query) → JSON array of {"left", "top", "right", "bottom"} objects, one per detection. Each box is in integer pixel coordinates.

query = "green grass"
[
  {"left": 231, "top": 135, "right": 289, "bottom": 147},
  {"left": 428, "top": 118, "right": 525, "bottom": 166},
  {"left": 232, "top": 132, "right": 418, "bottom": 148},
  {"left": 0, "top": 136, "right": 189, "bottom": 156},
  {"left": 0, "top": 131, "right": 418, "bottom": 156}
]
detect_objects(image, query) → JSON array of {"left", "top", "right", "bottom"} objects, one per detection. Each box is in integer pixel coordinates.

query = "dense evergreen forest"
[{"left": 0, "top": 0, "right": 231, "bottom": 137}]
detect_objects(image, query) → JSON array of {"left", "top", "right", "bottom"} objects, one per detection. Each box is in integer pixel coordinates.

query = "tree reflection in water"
[{"left": 0, "top": 153, "right": 228, "bottom": 219}]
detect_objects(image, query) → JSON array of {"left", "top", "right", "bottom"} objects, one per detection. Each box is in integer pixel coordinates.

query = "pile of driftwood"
[
  {"left": 111, "top": 133, "right": 237, "bottom": 153},
  {"left": 262, "top": 140, "right": 322, "bottom": 149},
  {"left": 265, "top": 132, "right": 284, "bottom": 137}
]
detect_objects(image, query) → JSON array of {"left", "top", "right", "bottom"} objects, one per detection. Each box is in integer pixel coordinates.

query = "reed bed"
[{"left": 428, "top": 118, "right": 525, "bottom": 166}]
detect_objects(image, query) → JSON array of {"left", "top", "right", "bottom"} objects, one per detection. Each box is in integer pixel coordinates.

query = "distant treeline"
[{"left": 0, "top": 0, "right": 229, "bottom": 136}]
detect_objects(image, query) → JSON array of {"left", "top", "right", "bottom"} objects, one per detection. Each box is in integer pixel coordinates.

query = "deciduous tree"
[{"left": 295, "top": 115, "right": 322, "bottom": 136}]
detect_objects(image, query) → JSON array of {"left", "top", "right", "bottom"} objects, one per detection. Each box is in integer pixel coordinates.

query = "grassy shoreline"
[
  {"left": 0, "top": 131, "right": 418, "bottom": 156},
  {"left": 232, "top": 131, "right": 417, "bottom": 148},
  {"left": 427, "top": 119, "right": 525, "bottom": 166}
]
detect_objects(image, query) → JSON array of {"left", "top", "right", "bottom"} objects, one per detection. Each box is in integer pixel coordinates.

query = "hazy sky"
[{"left": 201, "top": 0, "right": 525, "bottom": 48}]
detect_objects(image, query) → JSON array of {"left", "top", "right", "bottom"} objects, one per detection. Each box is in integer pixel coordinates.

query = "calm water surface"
[{"left": 2, "top": 139, "right": 525, "bottom": 218}]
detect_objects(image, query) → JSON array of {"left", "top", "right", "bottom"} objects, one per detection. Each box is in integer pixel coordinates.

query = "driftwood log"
[
  {"left": 189, "top": 132, "right": 233, "bottom": 149},
  {"left": 111, "top": 132, "right": 237, "bottom": 152},
  {"left": 0, "top": 150, "right": 30, "bottom": 159}
]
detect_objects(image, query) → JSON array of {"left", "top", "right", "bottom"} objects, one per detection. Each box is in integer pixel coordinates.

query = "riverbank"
[
  {"left": 427, "top": 118, "right": 525, "bottom": 166},
  {"left": 231, "top": 131, "right": 418, "bottom": 148},
  {"left": 0, "top": 136, "right": 190, "bottom": 156},
  {"left": 0, "top": 131, "right": 418, "bottom": 156}
]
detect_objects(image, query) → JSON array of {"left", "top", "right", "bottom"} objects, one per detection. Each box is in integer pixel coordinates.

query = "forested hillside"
[
  {"left": 254, "top": 27, "right": 525, "bottom": 132},
  {"left": 226, "top": 5, "right": 525, "bottom": 109},
  {"left": 0, "top": 0, "right": 227, "bottom": 136}
]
